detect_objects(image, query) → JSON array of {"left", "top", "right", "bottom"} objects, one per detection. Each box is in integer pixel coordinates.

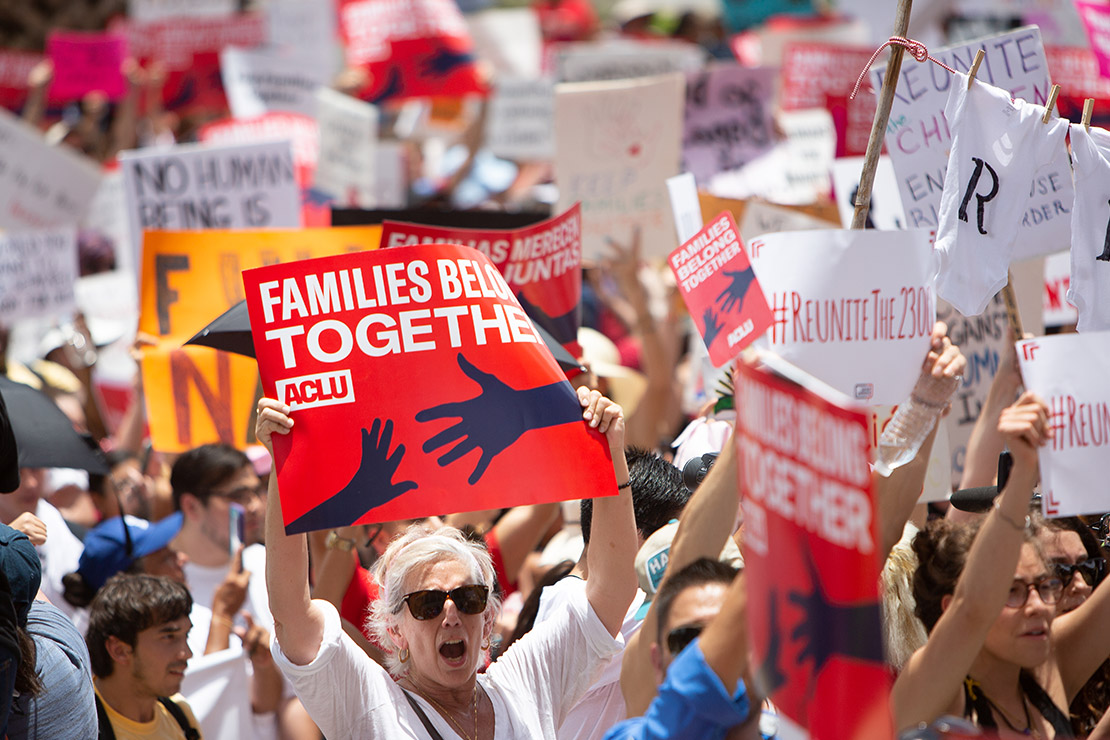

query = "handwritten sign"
[
  {"left": 46, "top": 31, "right": 128, "bottom": 103},
  {"left": 830, "top": 156, "right": 905, "bottom": 230},
  {"left": 0, "top": 229, "right": 78, "bottom": 321},
  {"left": 554, "top": 73, "right": 684, "bottom": 262},
  {"left": 243, "top": 243, "right": 615, "bottom": 533},
  {"left": 128, "top": 0, "right": 236, "bottom": 23},
  {"left": 485, "top": 77, "right": 554, "bottom": 162},
  {"left": 466, "top": 8, "right": 542, "bottom": 78},
  {"left": 1076, "top": 1, "right": 1110, "bottom": 78},
  {"left": 1018, "top": 332, "right": 1110, "bottom": 517},
  {"left": 0, "top": 109, "right": 101, "bottom": 230},
  {"left": 313, "top": 89, "right": 379, "bottom": 208},
  {"left": 736, "top": 356, "right": 890, "bottom": 740},
  {"left": 197, "top": 114, "right": 319, "bottom": 189},
  {"left": 683, "top": 64, "right": 775, "bottom": 183},
  {"left": 1043, "top": 251, "right": 1076, "bottom": 328},
  {"left": 748, "top": 229, "right": 935, "bottom": 405},
  {"left": 81, "top": 171, "right": 134, "bottom": 276},
  {"left": 556, "top": 40, "right": 704, "bottom": 83},
  {"left": 266, "top": 0, "right": 340, "bottom": 80},
  {"left": 220, "top": 46, "right": 329, "bottom": 119}
]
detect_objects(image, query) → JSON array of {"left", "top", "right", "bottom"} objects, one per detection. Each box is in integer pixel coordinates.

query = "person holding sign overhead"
[{"left": 256, "top": 386, "right": 637, "bottom": 740}]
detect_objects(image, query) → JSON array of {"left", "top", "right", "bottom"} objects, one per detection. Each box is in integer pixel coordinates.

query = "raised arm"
[
  {"left": 955, "top": 331, "right": 1024, "bottom": 491},
  {"left": 580, "top": 387, "right": 638, "bottom": 637},
  {"left": 257, "top": 398, "right": 326, "bottom": 665},
  {"left": 891, "top": 392, "right": 1050, "bottom": 731}
]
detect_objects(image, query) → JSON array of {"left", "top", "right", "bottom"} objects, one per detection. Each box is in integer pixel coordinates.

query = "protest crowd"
[{"left": 2, "top": 0, "right": 1110, "bottom": 738}]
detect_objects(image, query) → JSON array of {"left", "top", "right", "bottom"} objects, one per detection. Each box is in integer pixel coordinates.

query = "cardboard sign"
[
  {"left": 554, "top": 74, "right": 684, "bottom": 262},
  {"left": 466, "top": 8, "right": 542, "bottom": 78},
  {"left": 748, "top": 229, "right": 936, "bottom": 405},
  {"left": 138, "top": 226, "right": 382, "bottom": 452},
  {"left": 738, "top": 201, "right": 839, "bottom": 238},
  {"left": 1076, "top": 1, "right": 1110, "bottom": 78},
  {"left": 871, "top": 27, "right": 1073, "bottom": 260},
  {"left": 1018, "top": 333, "right": 1110, "bottom": 517},
  {"left": 373, "top": 142, "right": 408, "bottom": 209},
  {"left": 197, "top": 113, "right": 319, "bottom": 188},
  {"left": 338, "top": 0, "right": 486, "bottom": 103},
  {"left": 683, "top": 64, "right": 776, "bottom": 183},
  {"left": 220, "top": 46, "right": 329, "bottom": 119},
  {"left": 669, "top": 211, "right": 772, "bottom": 366},
  {"left": 0, "top": 229, "right": 78, "bottom": 321},
  {"left": 46, "top": 31, "right": 128, "bottom": 103},
  {"left": 314, "top": 88, "right": 378, "bottom": 207},
  {"left": 666, "top": 172, "right": 704, "bottom": 243},
  {"left": 128, "top": 0, "right": 236, "bottom": 23},
  {"left": 242, "top": 243, "right": 615, "bottom": 533},
  {"left": 1043, "top": 250, "right": 1077, "bottom": 328},
  {"left": 484, "top": 77, "right": 555, "bottom": 162},
  {"left": 830, "top": 156, "right": 906, "bottom": 230},
  {"left": 380, "top": 205, "right": 582, "bottom": 346},
  {"left": 555, "top": 40, "right": 705, "bottom": 83},
  {"left": 81, "top": 171, "right": 134, "bottom": 276},
  {"left": 736, "top": 356, "right": 890, "bottom": 740},
  {"left": 0, "top": 109, "right": 102, "bottom": 229},
  {"left": 120, "top": 139, "right": 303, "bottom": 269},
  {"left": 266, "top": 0, "right": 341, "bottom": 81}
]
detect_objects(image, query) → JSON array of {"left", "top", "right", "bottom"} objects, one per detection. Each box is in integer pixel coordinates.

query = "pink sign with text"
[
  {"left": 47, "top": 31, "right": 128, "bottom": 103},
  {"left": 1076, "top": 1, "right": 1110, "bottom": 78}
]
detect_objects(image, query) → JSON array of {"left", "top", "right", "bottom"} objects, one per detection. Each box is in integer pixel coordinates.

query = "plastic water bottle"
[{"left": 874, "top": 373, "right": 960, "bottom": 477}]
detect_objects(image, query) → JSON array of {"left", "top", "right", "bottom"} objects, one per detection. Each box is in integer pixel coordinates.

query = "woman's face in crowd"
[
  {"left": 982, "top": 544, "right": 1055, "bottom": 669},
  {"left": 392, "top": 557, "right": 490, "bottom": 690},
  {"left": 109, "top": 459, "right": 153, "bottom": 520},
  {"left": 1038, "top": 528, "right": 1092, "bottom": 613}
]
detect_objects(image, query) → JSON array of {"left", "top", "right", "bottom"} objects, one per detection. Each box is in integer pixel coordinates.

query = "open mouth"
[
  {"left": 439, "top": 639, "right": 466, "bottom": 664},
  {"left": 1021, "top": 627, "right": 1048, "bottom": 638}
]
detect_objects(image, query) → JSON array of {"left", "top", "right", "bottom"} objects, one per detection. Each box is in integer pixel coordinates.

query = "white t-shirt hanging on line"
[
  {"left": 1066, "top": 124, "right": 1110, "bottom": 332},
  {"left": 934, "top": 71, "right": 1068, "bottom": 317}
]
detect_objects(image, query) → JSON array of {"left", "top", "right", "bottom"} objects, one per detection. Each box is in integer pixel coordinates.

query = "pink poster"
[
  {"left": 46, "top": 31, "right": 128, "bottom": 103},
  {"left": 1076, "top": 0, "right": 1110, "bottom": 78}
]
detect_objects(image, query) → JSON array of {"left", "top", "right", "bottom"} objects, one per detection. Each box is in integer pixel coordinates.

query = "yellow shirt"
[{"left": 94, "top": 686, "right": 205, "bottom": 740}]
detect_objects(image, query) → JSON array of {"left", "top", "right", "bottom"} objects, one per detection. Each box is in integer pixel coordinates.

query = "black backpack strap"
[
  {"left": 157, "top": 696, "right": 201, "bottom": 740},
  {"left": 94, "top": 694, "right": 117, "bottom": 740},
  {"left": 401, "top": 690, "right": 447, "bottom": 740},
  {"left": 1020, "top": 670, "right": 1076, "bottom": 738}
]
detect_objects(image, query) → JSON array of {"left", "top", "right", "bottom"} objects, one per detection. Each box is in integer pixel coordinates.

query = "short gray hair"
[{"left": 369, "top": 524, "right": 502, "bottom": 676}]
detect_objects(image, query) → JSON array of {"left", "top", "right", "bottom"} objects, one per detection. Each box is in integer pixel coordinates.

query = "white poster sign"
[
  {"left": 739, "top": 201, "right": 838, "bottom": 238},
  {"left": 1043, "top": 250, "right": 1077, "bottom": 327},
  {"left": 1017, "top": 332, "right": 1110, "bottom": 517},
  {"left": 830, "top": 156, "right": 906, "bottom": 230},
  {"left": 556, "top": 40, "right": 705, "bottom": 83},
  {"left": 266, "top": 0, "right": 340, "bottom": 80},
  {"left": 683, "top": 64, "right": 776, "bottom": 183},
  {"left": 554, "top": 74, "right": 684, "bottom": 261},
  {"left": 0, "top": 229, "right": 78, "bottom": 321},
  {"left": 220, "top": 46, "right": 330, "bottom": 119},
  {"left": 128, "top": 0, "right": 235, "bottom": 23},
  {"left": 485, "top": 77, "right": 554, "bottom": 162},
  {"left": 466, "top": 8, "right": 542, "bottom": 78},
  {"left": 373, "top": 141, "right": 408, "bottom": 208},
  {"left": 666, "top": 172, "right": 703, "bottom": 243},
  {"left": 748, "top": 228, "right": 936, "bottom": 404},
  {"left": 314, "top": 87, "right": 378, "bottom": 207},
  {"left": 0, "top": 109, "right": 101, "bottom": 229},
  {"left": 80, "top": 171, "right": 135, "bottom": 276}
]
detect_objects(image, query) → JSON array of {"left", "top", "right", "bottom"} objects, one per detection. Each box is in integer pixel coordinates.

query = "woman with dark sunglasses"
[
  {"left": 255, "top": 387, "right": 637, "bottom": 740},
  {"left": 893, "top": 393, "right": 1110, "bottom": 739}
]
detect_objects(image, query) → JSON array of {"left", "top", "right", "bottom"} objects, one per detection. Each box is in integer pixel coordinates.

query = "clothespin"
[
  {"left": 1083, "top": 98, "right": 1095, "bottom": 132},
  {"left": 967, "top": 49, "right": 985, "bottom": 90},
  {"left": 1042, "top": 84, "right": 1060, "bottom": 124}
]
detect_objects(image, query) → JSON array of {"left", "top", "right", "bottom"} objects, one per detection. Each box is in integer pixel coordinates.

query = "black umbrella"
[
  {"left": 185, "top": 300, "right": 586, "bottom": 373},
  {"left": 0, "top": 376, "right": 108, "bottom": 474}
]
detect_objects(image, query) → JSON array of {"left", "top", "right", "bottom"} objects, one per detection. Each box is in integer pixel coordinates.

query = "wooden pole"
[{"left": 851, "top": 0, "right": 913, "bottom": 230}]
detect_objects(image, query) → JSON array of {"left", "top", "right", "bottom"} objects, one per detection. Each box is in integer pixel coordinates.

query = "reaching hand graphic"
[
  {"left": 287, "top": 418, "right": 416, "bottom": 534},
  {"left": 755, "top": 590, "right": 788, "bottom": 697},
  {"left": 716, "top": 265, "right": 757, "bottom": 314},
  {"left": 416, "top": 354, "right": 582, "bottom": 485},
  {"left": 702, "top": 307, "right": 724, "bottom": 347},
  {"left": 423, "top": 48, "right": 476, "bottom": 76},
  {"left": 515, "top": 292, "right": 579, "bottom": 346},
  {"left": 369, "top": 68, "right": 403, "bottom": 104}
]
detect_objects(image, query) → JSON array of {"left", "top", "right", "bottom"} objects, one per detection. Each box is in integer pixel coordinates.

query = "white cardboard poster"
[
  {"left": 739, "top": 201, "right": 839, "bottom": 239},
  {"left": 554, "top": 73, "right": 684, "bottom": 261},
  {"left": 128, "top": 0, "right": 235, "bottom": 23},
  {"left": 80, "top": 170, "right": 135, "bottom": 276},
  {"left": 747, "top": 228, "right": 936, "bottom": 405},
  {"left": 220, "top": 46, "right": 330, "bottom": 119},
  {"left": 830, "top": 156, "right": 906, "bottom": 230},
  {"left": 314, "top": 87, "right": 378, "bottom": 207},
  {"left": 0, "top": 109, "right": 101, "bottom": 229},
  {"left": 466, "top": 8, "right": 542, "bottom": 78},
  {"left": 484, "top": 77, "right": 555, "bottom": 162},
  {"left": 683, "top": 64, "right": 776, "bottom": 183},
  {"left": 266, "top": 0, "right": 341, "bottom": 80},
  {"left": 1017, "top": 332, "right": 1110, "bottom": 517},
  {"left": 0, "top": 229, "right": 79, "bottom": 321},
  {"left": 373, "top": 141, "right": 408, "bottom": 208},
  {"left": 556, "top": 40, "right": 705, "bottom": 83}
]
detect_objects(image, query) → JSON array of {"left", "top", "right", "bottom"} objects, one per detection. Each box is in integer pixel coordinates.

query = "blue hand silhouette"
[
  {"left": 369, "top": 68, "right": 403, "bottom": 104},
  {"left": 716, "top": 265, "right": 757, "bottom": 314},
  {"left": 423, "top": 48, "right": 476, "bottom": 76},
  {"left": 702, "top": 307, "right": 724, "bottom": 347}
]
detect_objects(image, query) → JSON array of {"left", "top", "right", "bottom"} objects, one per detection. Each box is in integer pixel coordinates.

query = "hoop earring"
[
  {"left": 481, "top": 638, "right": 490, "bottom": 651},
  {"left": 399, "top": 647, "right": 410, "bottom": 663}
]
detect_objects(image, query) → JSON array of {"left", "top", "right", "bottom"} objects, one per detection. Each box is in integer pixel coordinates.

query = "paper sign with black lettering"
[
  {"left": 682, "top": 64, "right": 775, "bottom": 183},
  {"left": 266, "top": 0, "right": 340, "bottom": 81},
  {"left": 314, "top": 88, "right": 378, "bottom": 207},
  {"left": 1018, "top": 332, "right": 1110, "bottom": 517},
  {"left": 669, "top": 211, "right": 772, "bottom": 366},
  {"left": 243, "top": 243, "right": 615, "bottom": 533},
  {"left": 0, "top": 109, "right": 101, "bottom": 229},
  {"left": 197, "top": 113, "right": 319, "bottom": 189},
  {"left": 128, "top": 0, "right": 235, "bottom": 23},
  {"left": 46, "top": 30, "right": 128, "bottom": 103},
  {"left": 120, "top": 139, "right": 303, "bottom": 269},
  {"left": 338, "top": 0, "right": 486, "bottom": 103},
  {"left": 871, "top": 27, "right": 1073, "bottom": 260},
  {"left": 748, "top": 228, "right": 935, "bottom": 405},
  {"left": 830, "top": 156, "right": 905, "bottom": 230},
  {"left": 0, "top": 229, "right": 78, "bottom": 321},
  {"left": 466, "top": 8, "right": 542, "bottom": 78},
  {"left": 484, "top": 77, "right": 554, "bottom": 162},
  {"left": 381, "top": 205, "right": 581, "bottom": 346},
  {"left": 220, "top": 46, "right": 329, "bottom": 119},
  {"left": 556, "top": 40, "right": 705, "bottom": 83},
  {"left": 555, "top": 74, "right": 684, "bottom": 261},
  {"left": 736, "top": 355, "right": 890, "bottom": 740}
]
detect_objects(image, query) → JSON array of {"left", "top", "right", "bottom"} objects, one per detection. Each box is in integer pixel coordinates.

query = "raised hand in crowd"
[
  {"left": 8, "top": 511, "right": 46, "bottom": 546},
  {"left": 234, "top": 611, "right": 284, "bottom": 715},
  {"left": 206, "top": 544, "right": 250, "bottom": 655}
]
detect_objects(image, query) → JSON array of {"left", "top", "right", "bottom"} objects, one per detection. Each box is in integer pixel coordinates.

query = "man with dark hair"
[
  {"left": 579, "top": 447, "right": 689, "bottom": 546},
  {"left": 87, "top": 573, "right": 201, "bottom": 739}
]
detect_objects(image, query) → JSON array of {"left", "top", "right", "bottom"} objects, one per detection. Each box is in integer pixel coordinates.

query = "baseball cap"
[
  {"left": 77, "top": 512, "right": 184, "bottom": 592},
  {"left": 633, "top": 519, "right": 744, "bottom": 620},
  {"left": 0, "top": 523, "right": 42, "bottom": 628}
]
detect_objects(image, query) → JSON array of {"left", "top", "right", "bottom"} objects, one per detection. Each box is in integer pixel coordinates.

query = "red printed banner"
[
  {"left": 338, "top": 0, "right": 487, "bottom": 102},
  {"left": 736, "top": 357, "right": 891, "bottom": 740},
  {"left": 47, "top": 31, "right": 128, "bottom": 103},
  {"left": 1076, "top": 0, "right": 1110, "bottom": 78},
  {"left": 1046, "top": 46, "right": 1110, "bottom": 128},
  {"left": 668, "top": 211, "right": 772, "bottom": 367},
  {"left": 380, "top": 205, "right": 582, "bottom": 346},
  {"left": 243, "top": 243, "right": 614, "bottom": 533},
  {"left": 199, "top": 113, "right": 319, "bottom": 187}
]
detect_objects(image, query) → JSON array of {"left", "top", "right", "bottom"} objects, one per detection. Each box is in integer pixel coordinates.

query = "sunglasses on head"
[
  {"left": 400, "top": 585, "right": 489, "bottom": 620},
  {"left": 1053, "top": 557, "right": 1107, "bottom": 587},
  {"left": 666, "top": 624, "right": 704, "bottom": 656}
]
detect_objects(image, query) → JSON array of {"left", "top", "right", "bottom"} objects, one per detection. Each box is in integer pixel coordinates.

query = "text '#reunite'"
[
  {"left": 256, "top": 257, "right": 539, "bottom": 370},
  {"left": 767, "top": 285, "right": 933, "bottom": 345}
]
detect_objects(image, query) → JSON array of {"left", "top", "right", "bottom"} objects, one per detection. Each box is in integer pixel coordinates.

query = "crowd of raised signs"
[{"left": 1, "top": 0, "right": 1110, "bottom": 737}]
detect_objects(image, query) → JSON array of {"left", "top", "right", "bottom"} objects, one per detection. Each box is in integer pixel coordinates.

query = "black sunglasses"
[
  {"left": 1054, "top": 557, "right": 1107, "bottom": 588},
  {"left": 666, "top": 624, "right": 704, "bottom": 656},
  {"left": 400, "top": 585, "right": 489, "bottom": 621}
]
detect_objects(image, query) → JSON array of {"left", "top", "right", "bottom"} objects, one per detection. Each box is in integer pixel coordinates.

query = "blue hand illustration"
[
  {"left": 755, "top": 590, "right": 788, "bottom": 697},
  {"left": 715, "top": 265, "right": 757, "bottom": 314},
  {"left": 515, "top": 292, "right": 579, "bottom": 347},
  {"left": 286, "top": 418, "right": 416, "bottom": 534},
  {"left": 416, "top": 354, "right": 582, "bottom": 485},
  {"left": 369, "top": 68, "right": 403, "bottom": 104},
  {"left": 702, "top": 307, "right": 724, "bottom": 347},
  {"left": 423, "top": 47, "right": 476, "bottom": 76}
]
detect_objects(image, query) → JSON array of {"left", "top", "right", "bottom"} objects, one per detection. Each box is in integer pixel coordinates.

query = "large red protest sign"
[
  {"left": 46, "top": 31, "right": 128, "bottom": 103},
  {"left": 338, "top": 0, "right": 486, "bottom": 103},
  {"left": 1076, "top": 1, "right": 1110, "bottom": 79},
  {"left": 736, "top": 356, "right": 891, "bottom": 740},
  {"left": 380, "top": 205, "right": 582, "bottom": 347},
  {"left": 244, "top": 243, "right": 615, "bottom": 533},
  {"left": 668, "top": 211, "right": 771, "bottom": 367}
]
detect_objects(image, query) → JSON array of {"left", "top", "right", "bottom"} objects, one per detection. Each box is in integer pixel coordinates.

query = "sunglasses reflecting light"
[
  {"left": 401, "top": 585, "right": 489, "bottom": 620},
  {"left": 1053, "top": 557, "right": 1107, "bottom": 588}
]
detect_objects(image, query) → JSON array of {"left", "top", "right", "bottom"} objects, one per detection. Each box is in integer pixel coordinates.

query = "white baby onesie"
[{"left": 1066, "top": 124, "right": 1110, "bottom": 332}]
